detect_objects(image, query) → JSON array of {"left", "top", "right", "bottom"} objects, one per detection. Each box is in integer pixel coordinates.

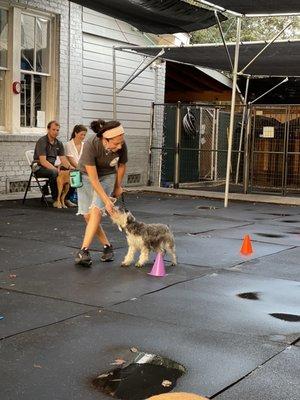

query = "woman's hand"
[
  {"left": 112, "top": 186, "right": 123, "bottom": 198},
  {"left": 105, "top": 198, "right": 115, "bottom": 215}
]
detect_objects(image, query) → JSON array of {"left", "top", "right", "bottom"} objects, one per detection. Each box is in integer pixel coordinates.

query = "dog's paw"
[
  {"left": 53, "top": 201, "right": 62, "bottom": 209},
  {"left": 171, "top": 262, "right": 177, "bottom": 266},
  {"left": 121, "top": 262, "right": 130, "bottom": 268},
  {"left": 135, "top": 263, "right": 144, "bottom": 268},
  {"left": 62, "top": 204, "right": 68, "bottom": 209}
]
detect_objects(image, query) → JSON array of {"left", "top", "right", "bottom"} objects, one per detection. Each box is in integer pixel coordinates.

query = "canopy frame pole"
[
  {"left": 235, "top": 75, "right": 250, "bottom": 184},
  {"left": 112, "top": 46, "right": 117, "bottom": 119},
  {"left": 117, "top": 49, "right": 165, "bottom": 94},
  {"left": 214, "top": 11, "right": 244, "bottom": 102},
  {"left": 249, "top": 77, "right": 289, "bottom": 104},
  {"left": 174, "top": 101, "right": 182, "bottom": 189},
  {"left": 239, "top": 22, "right": 293, "bottom": 74},
  {"left": 214, "top": 11, "right": 233, "bottom": 70},
  {"left": 224, "top": 16, "right": 242, "bottom": 207},
  {"left": 118, "top": 56, "right": 146, "bottom": 92},
  {"left": 243, "top": 106, "right": 252, "bottom": 193},
  {"left": 147, "top": 101, "right": 155, "bottom": 186}
]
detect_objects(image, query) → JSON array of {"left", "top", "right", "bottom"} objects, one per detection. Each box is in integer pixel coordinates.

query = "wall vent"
[
  {"left": 9, "top": 180, "right": 29, "bottom": 193},
  {"left": 127, "top": 173, "right": 141, "bottom": 184}
]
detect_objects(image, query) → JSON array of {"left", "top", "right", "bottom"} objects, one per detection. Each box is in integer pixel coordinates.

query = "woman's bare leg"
[{"left": 82, "top": 207, "right": 110, "bottom": 248}]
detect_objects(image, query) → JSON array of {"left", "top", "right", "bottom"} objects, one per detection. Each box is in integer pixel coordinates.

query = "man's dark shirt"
[{"left": 34, "top": 135, "right": 65, "bottom": 165}]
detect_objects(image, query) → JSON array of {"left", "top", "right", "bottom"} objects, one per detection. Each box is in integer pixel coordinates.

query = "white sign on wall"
[{"left": 261, "top": 126, "right": 275, "bottom": 138}]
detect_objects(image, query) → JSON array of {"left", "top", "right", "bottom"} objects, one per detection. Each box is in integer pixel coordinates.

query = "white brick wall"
[{"left": 0, "top": 0, "right": 83, "bottom": 194}]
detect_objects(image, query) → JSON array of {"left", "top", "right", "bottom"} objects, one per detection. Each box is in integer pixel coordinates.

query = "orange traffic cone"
[{"left": 240, "top": 234, "right": 253, "bottom": 256}]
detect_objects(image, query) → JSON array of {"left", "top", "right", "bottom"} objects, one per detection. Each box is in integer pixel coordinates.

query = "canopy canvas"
[
  {"left": 118, "top": 40, "right": 300, "bottom": 78},
  {"left": 196, "top": 1, "right": 300, "bottom": 15},
  {"left": 71, "top": 0, "right": 226, "bottom": 34}
]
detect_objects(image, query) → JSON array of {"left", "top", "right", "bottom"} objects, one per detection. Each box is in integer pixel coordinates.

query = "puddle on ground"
[
  {"left": 256, "top": 233, "right": 285, "bottom": 238},
  {"left": 197, "top": 206, "right": 217, "bottom": 210},
  {"left": 92, "top": 351, "right": 186, "bottom": 400},
  {"left": 262, "top": 213, "right": 292, "bottom": 217},
  {"left": 237, "top": 292, "right": 260, "bottom": 300},
  {"left": 269, "top": 313, "right": 300, "bottom": 322}
]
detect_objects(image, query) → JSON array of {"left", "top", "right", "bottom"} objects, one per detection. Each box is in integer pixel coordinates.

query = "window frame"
[
  {"left": 0, "top": 5, "right": 9, "bottom": 131},
  {"left": 0, "top": 5, "right": 57, "bottom": 134}
]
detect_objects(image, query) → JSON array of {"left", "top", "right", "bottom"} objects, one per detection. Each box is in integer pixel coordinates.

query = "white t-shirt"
[{"left": 64, "top": 139, "right": 84, "bottom": 164}]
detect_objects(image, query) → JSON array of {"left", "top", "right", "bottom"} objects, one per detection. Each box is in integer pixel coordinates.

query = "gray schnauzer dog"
[{"left": 110, "top": 209, "right": 177, "bottom": 268}]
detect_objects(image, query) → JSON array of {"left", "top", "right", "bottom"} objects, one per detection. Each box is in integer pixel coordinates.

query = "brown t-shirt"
[{"left": 78, "top": 134, "right": 128, "bottom": 177}]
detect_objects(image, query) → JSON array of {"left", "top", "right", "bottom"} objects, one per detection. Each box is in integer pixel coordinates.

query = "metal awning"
[
  {"left": 195, "top": 1, "right": 300, "bottom": 16},
  {"left": 71, "top": 0, "right": 226, "bottom": 34},
  {"left": 117, "top": 40, "right": 300, "bottom": 78}
]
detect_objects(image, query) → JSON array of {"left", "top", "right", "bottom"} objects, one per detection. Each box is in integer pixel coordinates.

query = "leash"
[{"left": 120, "top": 192, "right": 128, "bottom": 212}]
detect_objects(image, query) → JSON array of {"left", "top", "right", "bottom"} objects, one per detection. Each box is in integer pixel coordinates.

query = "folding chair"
[{"left": 22, "top": 150, "right": 50, "bottom": 206}]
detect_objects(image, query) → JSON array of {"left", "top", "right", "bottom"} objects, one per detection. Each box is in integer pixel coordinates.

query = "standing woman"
[{"left": 75, "top": 119, "right": 127, "bottom": 267}]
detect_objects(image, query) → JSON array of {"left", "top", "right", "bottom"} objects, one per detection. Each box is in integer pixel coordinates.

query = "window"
[
  {"left": 20, "top": 14, "right": 51, "bottom": 128},
  {"left": 0, "top": 8, "right": 8, "bottom": 128},
  {"left": 0, "top": 6, "right": 56, "bottom": 133}
]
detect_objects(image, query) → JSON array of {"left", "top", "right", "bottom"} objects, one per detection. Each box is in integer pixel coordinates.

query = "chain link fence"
[
  {"left": 250, "top": 105, "right": 300, "bottom": 195},
  {"left": 148, "top": 103, "right": 244, "bottom": 192}
]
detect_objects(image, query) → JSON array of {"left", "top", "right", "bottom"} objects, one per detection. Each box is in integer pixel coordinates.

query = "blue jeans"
[{"left": 35, "top": 167, "right": 58, "bottom": 200}]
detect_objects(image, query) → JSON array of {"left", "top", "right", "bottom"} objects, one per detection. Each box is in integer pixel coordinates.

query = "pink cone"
[{"left": 148, "top": 253, "right": 166, "bottom": 277}]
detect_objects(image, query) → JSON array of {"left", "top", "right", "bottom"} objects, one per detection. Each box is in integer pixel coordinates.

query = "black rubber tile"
[
  {"left": 267, "top": 214, "right": 300, "bottom": 228},
  {"left": 0, "top": 212, "right": 126, "bottom": 250},
  {"left": 0, "top": 310, "right": 285, "bottom": 400},
  {"left": 0, "top": 254, "right": 208, "bottom": 307},
  {"left": 209, "top": 204, "right": 300, "bottom": 223},
  {"left": 125, "top": 212, "right": 247, "bottom": 235},
  {"left": 214, "top": 346, "right": 300, "bottom": 400},
  {"left": 232, "top": 247, "right": 300, "bottom": 281},
  {"left": 109, "top": 271, "right": 300, "bottom": 342},
  {"left": 0, "top": 289, "right": 94, "bottom": 339},
  {"left": 124, "top": 194, "right": 223, "bottom": 216},
  {"left": 0, "top": 236, "right": 74, "bottom": 271},
  {"left": 0, "top": 209, "right": 28, "bottom": 218},
  {"left": 172, "top": 234, "right": 290, "bottom": 267},
  {"left": 214, "top": 222, "right": 300, "bottom": 246}
]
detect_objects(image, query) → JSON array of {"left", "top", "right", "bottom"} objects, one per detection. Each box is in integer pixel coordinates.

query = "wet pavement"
[{"left": 0, "top": 193, "right": 299, "bottom": 399}]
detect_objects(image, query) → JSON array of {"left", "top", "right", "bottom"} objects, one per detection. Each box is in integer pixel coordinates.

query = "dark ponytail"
[
  {"left": 71, "top": 124, "right": 87, "bottom": 139},
  {"left": 90, "top": 119, "right": 121, "bottom": 138}
]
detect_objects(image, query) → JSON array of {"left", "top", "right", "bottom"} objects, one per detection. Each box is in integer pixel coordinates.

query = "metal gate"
[{"left": 249, "top": 105, "right": 300, "bottom": 194}]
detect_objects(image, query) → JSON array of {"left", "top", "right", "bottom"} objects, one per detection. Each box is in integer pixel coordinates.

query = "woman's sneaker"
[
  {"left": 75, "top": 248, "right": 92, "bottom": 266},
  {"left": 100, "top": 244, "right": 114, "bottom": 262}
]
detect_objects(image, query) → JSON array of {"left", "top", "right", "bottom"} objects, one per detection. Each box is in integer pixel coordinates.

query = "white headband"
[{"left": 103, "top": 125, "right": 124, "bottom": 139}]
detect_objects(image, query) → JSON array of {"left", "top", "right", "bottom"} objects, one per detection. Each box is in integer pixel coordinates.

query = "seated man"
[{"left": 34, "top": 120, "right": 75, "bottom": 207}]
